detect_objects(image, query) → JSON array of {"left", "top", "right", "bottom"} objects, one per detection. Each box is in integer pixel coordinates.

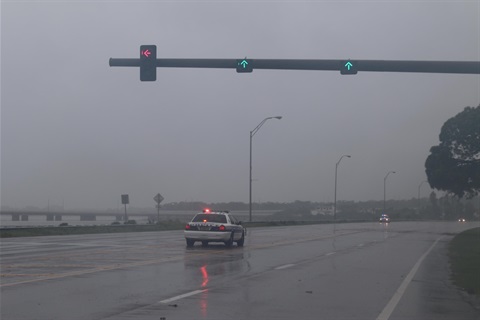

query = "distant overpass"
[{"left": 0, "top": 210, "right": 281, "bottom": 223}]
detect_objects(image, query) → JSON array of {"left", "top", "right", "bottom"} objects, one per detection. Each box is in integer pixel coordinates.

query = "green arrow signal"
[
  {"left": 236, "top": 59, "right": 253, "bottom": 73},
  {"left": 345, "top": 61, "right": 353, "bottom": 70},
  {"left": 240, "top": 60, "right": 248, "bottom": 68}
]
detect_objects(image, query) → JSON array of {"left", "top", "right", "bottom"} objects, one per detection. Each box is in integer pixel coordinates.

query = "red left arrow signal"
[{"left": 139, "top": 45, "right": 157, "bottom": 81}]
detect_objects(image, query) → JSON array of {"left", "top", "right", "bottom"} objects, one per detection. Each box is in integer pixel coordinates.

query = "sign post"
[
  {"left": 121, "top": 194, "right": 129, "bottom": 222},
  {"left": 154, "top": 193, "right": 164, "bottom": 223}
]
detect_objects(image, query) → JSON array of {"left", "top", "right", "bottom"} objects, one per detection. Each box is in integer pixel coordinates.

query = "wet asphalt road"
[{"left": 1, "top": 221, "right": 479, "bottom": 320}]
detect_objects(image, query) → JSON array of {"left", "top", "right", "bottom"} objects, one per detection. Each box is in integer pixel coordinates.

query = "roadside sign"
[
  {"left": 154, "top": 193, "right": 164, "bottom": 204},
  {"left": 154, "top": 193, "right": 164, "bottom": 223}
]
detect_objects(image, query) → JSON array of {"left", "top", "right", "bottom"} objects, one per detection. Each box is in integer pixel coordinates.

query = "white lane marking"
[
  {"left": 275, "top": 264, "right": 295, "bottom": 270},
  {"left": 325, "top": 252, "right": 336, "bottom": 256},
  {"left": 376, "top": 236, "right": 444, "bottom": 320},
  {"left": 159, "top": 289, "right": 207, "bottom": 304}
]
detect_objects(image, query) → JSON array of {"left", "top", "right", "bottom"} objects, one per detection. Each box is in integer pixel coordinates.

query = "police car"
[
  {"left": 379, "top": 214, "right": 390, "bottom": 223},
  {"left": 184, "top": 209, "right": 246, "bottom": 247}
]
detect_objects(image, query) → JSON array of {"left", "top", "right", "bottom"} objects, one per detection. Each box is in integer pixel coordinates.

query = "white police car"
[
  {"left": 184, "top": 209, "right": 246, "bottom": 247},
  {"left": 379, "top": 214, "right": 390, "bottom": 223}
]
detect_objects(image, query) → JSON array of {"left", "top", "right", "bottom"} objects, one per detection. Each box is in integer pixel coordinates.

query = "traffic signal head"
[
  {"left": 140, "top": 45, "right": 157, "bottom": 81},
  {"left": 340, "top": 60, "right": 358, "bottom": 75},
  {"left": 236, "top": 59, "right": 253, "bottom": 73}
]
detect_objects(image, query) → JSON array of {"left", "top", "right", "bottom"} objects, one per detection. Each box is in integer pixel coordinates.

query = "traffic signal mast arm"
[{"left": 109, "top": 58, "right": 480, "bottom": 74}]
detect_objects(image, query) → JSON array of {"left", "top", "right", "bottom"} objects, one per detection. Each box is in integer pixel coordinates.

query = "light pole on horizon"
[
  {"left": 418, "top": 180, "right": 428, "bottom": 214},
  {"left": 383, "top": 171, "right": 396, "bottom": 214},
  {"left": 249, "top": 116, "right": 282, "bottom": 222},
  {"left": 334, "top": 155, "right": 351, "bottom": 223}
]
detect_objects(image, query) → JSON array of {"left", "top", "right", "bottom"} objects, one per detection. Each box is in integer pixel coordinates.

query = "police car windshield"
[{"left": 192, "top": 214, "right": 227, "bottom": 223}]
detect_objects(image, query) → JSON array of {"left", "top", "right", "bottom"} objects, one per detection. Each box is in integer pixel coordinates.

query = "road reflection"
[
  {"left": 198, "top": 265, "right": 212, "bottom": 317},
  {"left": 382, "top": 222, "right": 390, "bottom": 240},
  {"left": 184, "top": 246, "right": 248, "bottom": 318},
  {"left": 200, "top": 265, "right": 209, "bottom": 288},
  {"left": 184, "top": 245, "right": 248, "bottom": 286}
]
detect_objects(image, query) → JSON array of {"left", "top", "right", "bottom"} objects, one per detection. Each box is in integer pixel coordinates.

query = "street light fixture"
[
  {"left": 383, "top": 171, "right": 396, "bottom": 214},
  {"left": 249, "top": 116, "right": 282, "bottom": 222},
  {"left": 334, "top": 155, "right": 351, "bottom": 223}
]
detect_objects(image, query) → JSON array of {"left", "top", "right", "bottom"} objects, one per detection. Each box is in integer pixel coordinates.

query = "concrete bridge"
[{"left": 0, "top": 210, "right": 280, "bottom": 223}]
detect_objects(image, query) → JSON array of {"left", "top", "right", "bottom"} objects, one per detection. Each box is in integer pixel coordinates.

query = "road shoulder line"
[{"left": 376, "top": 236, "right": 444, "bottom": 320}]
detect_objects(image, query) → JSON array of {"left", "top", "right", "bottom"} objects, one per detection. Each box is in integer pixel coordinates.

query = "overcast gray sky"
[{"left": 1, "top": 0, "right": 479, "bottom": 211}]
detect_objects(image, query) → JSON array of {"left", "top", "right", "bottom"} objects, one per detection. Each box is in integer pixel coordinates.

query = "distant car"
[
  {"left": 184, "top": 210, "right": 246, "bottom": 247},
  {"left": 379, "top": 214, "right": 390, "bottom": 223},
  {"left": 458, "top": 218, "right": 466, "bottom": 222}
]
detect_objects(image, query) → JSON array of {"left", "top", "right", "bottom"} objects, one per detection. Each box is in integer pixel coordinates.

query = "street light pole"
[
  {"left": 334, "top": 155, "right": 351, "bottom": 223},
  {"left": 383, "top": 171, "right": 396, "bottom": 214},
  {"left": 249, "top": 116, "right": 282, "bottom": 222},
  {"left": 418, "top": 180, "right": 428, "bottom": 214}
]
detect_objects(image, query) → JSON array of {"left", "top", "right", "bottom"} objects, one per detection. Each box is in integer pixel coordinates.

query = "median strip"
[{"left": 448, "top": 227, "right": 480, "bottom": 296}]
